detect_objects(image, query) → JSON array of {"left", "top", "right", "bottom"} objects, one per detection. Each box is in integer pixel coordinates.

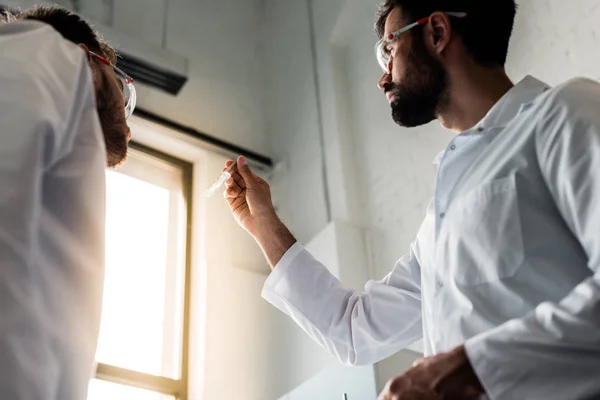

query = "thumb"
[{"left": 236, "top": 156, "right": 256, "bottom": 189}]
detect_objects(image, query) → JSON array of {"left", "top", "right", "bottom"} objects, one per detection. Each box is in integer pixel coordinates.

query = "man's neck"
[{"left": 439, "top": 65, "right": 514, "bottom": 133}]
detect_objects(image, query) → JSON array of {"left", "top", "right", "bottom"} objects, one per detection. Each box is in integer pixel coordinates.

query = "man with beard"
[
  {"left": 223, "top": 0, "right": 600, "bottom": 399},
  {"left": 0, "top": 5, "right": 133, "bottom": 399}
]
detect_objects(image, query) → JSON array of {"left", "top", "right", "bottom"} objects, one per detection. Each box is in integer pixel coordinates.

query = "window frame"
[{"left": 94, "top": 141, "right": 194, "bottom": 400}]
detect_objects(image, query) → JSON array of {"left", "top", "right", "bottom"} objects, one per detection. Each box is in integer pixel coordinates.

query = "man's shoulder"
[
  {"left": 537, "top": 77, "right": 600, "bottom": 115},
  {"left": 529, "top": 77, "right": 600, "bottom": 150},
  {"left": 0, "top": 20, "right": 91, "bottom": 119},
  {"left": 0, "top": 20, "right": 87, "bottom": 74},
  {"left": 0, "top": 19, "right": 63, "bottom": 50},
  {"left": 551, "top": 77, "right": 600, "bottom": 93}
]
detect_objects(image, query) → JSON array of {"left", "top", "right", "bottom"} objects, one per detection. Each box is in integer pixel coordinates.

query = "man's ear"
[
  {"left": 427, "top": 12, "right": 452, "bottom": 54},
  {"left": 79, "top": 43, "right": 100, "bottom": 89},
  {"left": 79, "top": 43, "right": 92, "bottom": 62}
]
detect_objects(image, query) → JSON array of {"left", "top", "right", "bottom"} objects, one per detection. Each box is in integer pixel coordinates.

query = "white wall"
[
  {"left": 5, "top": 0, "right": 271, "bottom": 156},
  {"left": 507, "top": 0, "right": 600, "bottom": 84},
  {"left": 262, "top": 0, "right": 329, "bottom": 243},
  {"left": 130, "top": 117, "right": 303, "bottom": 400},
  {"left": 148, "top": 0, "right": 269, "bottom": 156},
  {"left": 263, "top": 0, "right": 600, "bottom": 395}
]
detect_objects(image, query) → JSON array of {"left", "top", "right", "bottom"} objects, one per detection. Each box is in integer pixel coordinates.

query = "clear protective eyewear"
[
  {"left": 90, "top": 52, "right": 137, "bottom": 119},
  {"left": 375, "top": 12, "right": 468, "bottom": 73}
]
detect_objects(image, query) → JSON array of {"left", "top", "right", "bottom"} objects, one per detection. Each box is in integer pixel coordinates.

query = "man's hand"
[
  {"left": 223, "top": 156, "right": 296, "bottom": 267},
  {"left": 223, "top": 156, "right": 276, "bottom": 235},
  {"left": 378, "top": 346, "right": 484, "bottom": 400}
]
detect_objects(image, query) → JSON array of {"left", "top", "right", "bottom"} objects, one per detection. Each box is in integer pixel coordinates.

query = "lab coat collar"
[
  {"left": 475, "top": 75, "right": 551, "bottom": 132},
  {"left": 433, "top": 76, "right": 550, "bottom": 164}
]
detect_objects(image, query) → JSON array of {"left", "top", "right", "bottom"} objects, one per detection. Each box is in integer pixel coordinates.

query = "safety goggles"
[
  {"left": 90, "top": 52, "right": 137, "bottom": 119},
  {"left": 375, "top": 12, "right": 468, "bottom": 73}
]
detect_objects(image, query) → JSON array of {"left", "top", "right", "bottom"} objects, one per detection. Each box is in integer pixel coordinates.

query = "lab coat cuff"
[{"left": 262, "top": 242, "right": 305, "bottom": 294}]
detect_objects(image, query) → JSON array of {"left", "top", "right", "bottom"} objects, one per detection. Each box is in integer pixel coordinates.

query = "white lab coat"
[
  {"left": 263, "top": 76, "right": 600, "bottom": 399},
  {"left": 0, "top": 21, "right": 106, "bottom": 399}
]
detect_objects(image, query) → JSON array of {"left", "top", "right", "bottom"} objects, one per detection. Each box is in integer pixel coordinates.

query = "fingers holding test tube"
[
  {"left": 204, "top": 159, "right": 238, "bottom": 198},
  {"left": 223, "top": 161, "right": 246, "bottom": 201},
  {"left": 224, "top": 161, "right": 245, "bottom": 187},
  {"left": 218, "top": 156, "right": 278, "bottom": 236}
]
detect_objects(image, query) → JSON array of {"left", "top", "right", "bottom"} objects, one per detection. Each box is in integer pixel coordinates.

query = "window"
[{"left": 87, "top": 143, "right": 193, "bottom": 400}]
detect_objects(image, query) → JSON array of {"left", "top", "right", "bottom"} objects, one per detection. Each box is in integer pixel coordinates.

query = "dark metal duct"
[
  {"left": 116, "top": 52, "right": 188, "bottom": 96},
  {"left": 0, "top": 4, "right": 188, "bottom": 96}
]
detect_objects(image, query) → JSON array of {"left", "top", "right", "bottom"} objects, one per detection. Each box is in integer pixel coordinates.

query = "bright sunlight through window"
[{"left": 87, "top": 144, "right": 192, "bottom": 400}]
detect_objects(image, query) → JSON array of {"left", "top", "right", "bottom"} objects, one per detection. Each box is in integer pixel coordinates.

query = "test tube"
[{"left": 204, "top": 160, "right": 238, "bottom": 198}]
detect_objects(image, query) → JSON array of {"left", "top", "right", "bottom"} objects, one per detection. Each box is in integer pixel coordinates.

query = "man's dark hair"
[
  {"left": 16, "top": 5, "right": 116, "bottom": 64},
  {"left": 375, "top": 0, "right": 517, "bottom": 67}
]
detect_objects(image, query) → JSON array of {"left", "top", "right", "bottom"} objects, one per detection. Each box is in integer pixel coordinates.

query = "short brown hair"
[{"left": 17, "top": 5, "right": 116, "bottom": 64}]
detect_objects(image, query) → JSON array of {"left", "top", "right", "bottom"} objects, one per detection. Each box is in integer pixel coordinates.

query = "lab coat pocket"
[{"left": 437, "top": 175, "right": 524, "bottom": 286}]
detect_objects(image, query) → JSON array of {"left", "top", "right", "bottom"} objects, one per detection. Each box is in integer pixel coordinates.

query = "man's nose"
[{"left": 378, "top": 72, "right": 392, "bottom": 91}]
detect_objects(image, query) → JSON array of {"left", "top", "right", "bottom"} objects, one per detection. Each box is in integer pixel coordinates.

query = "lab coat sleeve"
[
  {"left": 464, "top": 78, "right": 600, "bottom": 400},
  {"left": 262, "top": 241, "right": 423, "bottom": 366}
]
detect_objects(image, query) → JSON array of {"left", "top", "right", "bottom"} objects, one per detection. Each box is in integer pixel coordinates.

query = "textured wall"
[
  {"left": 6, "top": 0, "right": 271, "bottom": 155},
  {"left": 263, "top": 0, "right": 329, "bottom": 243}
]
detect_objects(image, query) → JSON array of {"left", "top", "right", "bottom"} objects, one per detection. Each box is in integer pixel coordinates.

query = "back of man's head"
[
  {"left": 16, "top": 5, "right": 116, "bottom": 64},
  {"left": 5, "top": 4, "right": 131, "bottom": 168},
  {"left": 375, "top": 0, "right": 518, "bottom": 67}
]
